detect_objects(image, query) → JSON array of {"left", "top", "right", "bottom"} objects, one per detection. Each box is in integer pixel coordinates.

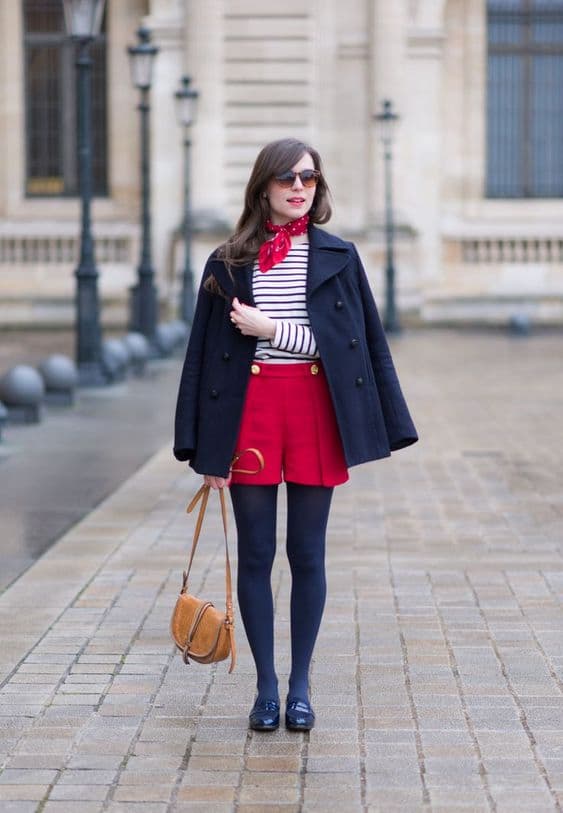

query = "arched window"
[
  {"left": 487, "top": 0, "right": 563, "bottom": 197},
  {"left": 23, "top": 0, "right": 108, "bottom": 197}
]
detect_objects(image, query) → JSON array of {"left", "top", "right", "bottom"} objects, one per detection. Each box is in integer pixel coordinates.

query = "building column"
[
  {"left": 142, "top": 0, "right": 184, "bottom": 307},
  {"left": 183, "top": 0, "right": 227, "bottom": 229},
  {"left": 403, "top": 1, "right": 447, "bottom": 297},
  {"left": 367, "top": 1, "right": 407, "bottom": 233},
  {"left": 313, "top": 0, "right": 370, "bottom": 234},
  {"left": 463, "top": 0, "right": 488, "bottom": 210},
  {"left": 0, "top": 1, "right": 25, "bottom": 216},
  {"left": 107, "top": 0, "right": 145, "bottom": 215}
]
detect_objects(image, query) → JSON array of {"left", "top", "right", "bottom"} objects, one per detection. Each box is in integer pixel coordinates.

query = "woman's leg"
[
  {"left": 285, "top": 482, "right": 334, "bottom": 702},
  {"left": 230, "top": 484, "right": 279, "bottom": 702}
]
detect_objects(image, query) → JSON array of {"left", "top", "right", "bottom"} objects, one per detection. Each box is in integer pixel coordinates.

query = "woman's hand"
[
  {"left": 230, "top": 297, "right": 276, "bottom": 339},
  {"left": 204, "top": 474, "right": 232, "bottom": 490}
]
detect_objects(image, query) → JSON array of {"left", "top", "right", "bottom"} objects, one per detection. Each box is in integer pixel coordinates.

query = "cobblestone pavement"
[{"left": 0, "top": 328, "right": 563, "bottom": 812}]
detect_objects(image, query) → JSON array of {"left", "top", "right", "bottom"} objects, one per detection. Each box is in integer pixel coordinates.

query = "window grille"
[
  {"left": 23, "top": 0, "right": 108, "bottom": 197},
  {"left": 487, "top": 0, "right": 563, "bottom": 198}
]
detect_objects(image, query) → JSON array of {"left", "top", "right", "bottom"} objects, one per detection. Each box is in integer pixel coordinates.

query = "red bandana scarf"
[{"left": 257, "top": 214, "right": 310, "bottom": 273}]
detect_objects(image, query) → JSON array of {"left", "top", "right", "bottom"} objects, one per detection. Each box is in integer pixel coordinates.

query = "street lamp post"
[
  {"left": 374, "top": 98, "right": 401, "bottom": 334},
  {"left": 174, "top": 75, "right": 199, "bottom": 325},
  {"left": 127, "top": 27, "right": 159, "bottom": 350},
  {"left": 63, "top": 0, "right": 108, "bottom": 385}
]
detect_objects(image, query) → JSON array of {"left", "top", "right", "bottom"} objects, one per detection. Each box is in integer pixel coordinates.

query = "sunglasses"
[{"left": 273, "top": 169, "right": 320, "bottom": 189}]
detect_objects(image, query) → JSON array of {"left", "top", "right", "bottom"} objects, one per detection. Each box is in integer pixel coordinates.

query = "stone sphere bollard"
[
  {"left": 0, "top": 400, "right": 7, "bottom": 441},
  {"left": 38, "top": 354, "right": 78, "bottom": 406},
  {"left": 0, "top": 365, "right": 45, "bottom": 424},
  {"left": 154, "top": 323, "right": 177, "bottom": 357},
  {"left": 123, "top": 332, "right": 150, "bottom": 376},
  {"left": 169, "top": 320, "right": 189, "bottom": 349},
  {"left": 101, "top": 339, "right": 130, "bottom": 383},
  {"left": 509, "top": 313, "right": 531, "bottom": 336},
  {"left": 116, "top": 337, "right": 133, "bottom": 365}
]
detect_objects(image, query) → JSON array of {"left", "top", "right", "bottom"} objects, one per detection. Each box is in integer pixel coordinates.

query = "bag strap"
[
  {"left": 230, "top": 447, "right": 265, "bottom": 475},
  {"left": 184, "top": 484, "right": 236, "bottom": 673}
]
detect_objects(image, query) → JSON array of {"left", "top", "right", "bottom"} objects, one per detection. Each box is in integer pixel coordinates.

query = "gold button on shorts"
[
  {"left": 310, "top": 364, "right": 319, "bottom": 375},
  {"left": 251, "top": 363, "right": 260, "bottom": 375}
]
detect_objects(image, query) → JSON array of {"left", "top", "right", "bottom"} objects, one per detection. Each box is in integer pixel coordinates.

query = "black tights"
[{"left": 229, "top": 482, "right": 333, "bottom": 703}]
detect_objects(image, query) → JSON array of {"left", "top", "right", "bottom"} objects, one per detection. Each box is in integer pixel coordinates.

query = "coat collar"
[
  {"left": 307, "top": 225, "right": 351, "bottom": 295},
  {"left": 207, "top": 225, "right": 351, "bottom": 302}
]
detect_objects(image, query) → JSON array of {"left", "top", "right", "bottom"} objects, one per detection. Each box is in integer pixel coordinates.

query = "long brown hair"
[{"left": 217, "top": 138, "right": 332, "bottom": 268}]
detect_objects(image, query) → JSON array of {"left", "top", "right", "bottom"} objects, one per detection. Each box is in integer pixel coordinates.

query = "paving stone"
[
  {"left": 304, "top": 772, "right": 360, "bottom": 793},
  {"left": 488, "top": 786, "right": 556, "bottom": 810},
  {"left": 302, "top": 786, "right": 363, "bottom": 807},
  {"left": 190, "top": 741, "right": 248, "bottom": 756},
  {"left": 14, "top": 735, "right": 74, "bottom": 757},
  {"left": 175, "top": 785, "right": 235, "bottom": 802},
  {"left": 238, "top": 785, "right": 300, "bottom": 803},
  {"left": 113, "top": 785, "right": 172, "bottom": 802},
  {"left": 117, "top": 772, "right": 177, "bottom": 786},
  {"left": 0, "top": 785, "right": 51, "bottom": 801},
  {"left": 306, "top": 743, "right": 360, "bottom": 757},
  {"left": 364, "top": 788, "right": 426, "bottom": 806},
  {"left": 65, "top": 755, "right": 124, "bottom": 770},
  {"left": 48, "top": 784, "right": 108, "bottom": 801},
  {"left": 57, "top": 769, "right": 117, "bottom": 785},
  {"left": 132, "top": 741, "right": 186, "bottom": 757},
  {"left": 245, "top": 756, "right": 301, "bottom": 772},
  {"left": 305, "top": 756, "right": 359, "bottom": 773},
  {"left": 42, "top": 804, "right": 106, "bottom": 813},
  {"left": 0, "top": 769, "right": 59, "bottom": 784},
  {"left": 104, "top": 805, "right": 168, "bottom": 813},
  {"left": 6, "top": 756, "right": 67, "bottom": 770},
  {"left": 122, "top": 756, "right": 182, "bottom": 773},
  {"left": 429, "top": 788, "right": 490, "bottom": 809},
  {"left": 240, "top": 771, "right": 299, "bottom": 789},
  {"left": 173, "top": 804, "right": 232, "bottom": 813}
]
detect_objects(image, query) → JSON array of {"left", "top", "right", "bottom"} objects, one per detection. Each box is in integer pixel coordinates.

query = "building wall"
[
  {"left": 1, "top": 0, "right": 563, "bottom": 328},
  {"left": 0, "top": 0, "right": 146, "bottom": 326}
]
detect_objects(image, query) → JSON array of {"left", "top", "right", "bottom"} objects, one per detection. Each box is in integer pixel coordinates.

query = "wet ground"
[{"left": 0, "top": 331, "right": 184, "bottom": 592}]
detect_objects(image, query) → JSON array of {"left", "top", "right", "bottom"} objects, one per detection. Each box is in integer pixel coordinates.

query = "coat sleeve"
[
  {"left": 352, "top": 244, "right": 419, "bottom": 451},
  {"left": 173, "top": 264, "right": 214, "bottom": 462}
]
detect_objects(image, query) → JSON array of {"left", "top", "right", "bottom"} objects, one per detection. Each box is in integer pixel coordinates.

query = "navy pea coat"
[{"left": 174, "top": 225, "right": 418, "bottom": 476}]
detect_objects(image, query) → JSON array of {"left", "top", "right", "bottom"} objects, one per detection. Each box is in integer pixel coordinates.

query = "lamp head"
[
  {"left": 62, "top": 0, "right": 106, "bottom": 39},
  {"left": 175, "top": 76, "right": 199, "bottom": 127},
  {"left": 374, "top": 98, "right": 400, "bottom": 144},
  {"left": 128, "top": 27, "right": 159, "bottom": 90}
]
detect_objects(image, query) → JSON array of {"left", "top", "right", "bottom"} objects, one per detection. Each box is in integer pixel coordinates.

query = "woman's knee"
[
  {"left": 286, "top": 538, "right": 325, "bottom": 575},
  {"left": 238, "top": 536, "right": 276, "bottom": 575}
]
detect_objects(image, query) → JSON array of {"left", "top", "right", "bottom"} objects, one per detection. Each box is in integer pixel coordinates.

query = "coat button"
[
  {"left": 210, "top": 389, "right": 219, "bottom": 399},
  {"left": 222, "top": 352, "right": 230, "bottom": 361},
  {"left": 335, "top": 300, "right": 343, "bottom": 310},
  {"left": 350, "top": 338, "right": 359, "bottom": 348},
  {"left": 355, "top": 377, "right": 363, "bottom": 387}
]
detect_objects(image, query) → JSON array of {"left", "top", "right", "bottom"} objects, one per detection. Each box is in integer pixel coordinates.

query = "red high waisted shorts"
[{"left": 230, "top": 361, "right": 349, "bottom": 487}]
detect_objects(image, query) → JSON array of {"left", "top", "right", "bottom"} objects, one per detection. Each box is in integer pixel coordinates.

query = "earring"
[{"left": 262, "top": 193, "right": 268, "bottom": 199}]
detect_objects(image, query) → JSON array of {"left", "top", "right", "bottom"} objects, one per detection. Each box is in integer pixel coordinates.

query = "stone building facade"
[{"left": 1, "top": 0, "right": 563, "bottom": 327}]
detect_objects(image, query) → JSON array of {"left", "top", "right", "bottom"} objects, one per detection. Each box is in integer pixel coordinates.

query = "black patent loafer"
[
  {"left": 249, "top": 698, "right": 280, "bottom": 731},
  {"left": 285, "top": 698, "right": 315, "bottom": 731}
]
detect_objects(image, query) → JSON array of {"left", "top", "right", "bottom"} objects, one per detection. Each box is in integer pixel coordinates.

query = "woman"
[{"left": 174, "top": 138, "right": 418, "bottom": 732}]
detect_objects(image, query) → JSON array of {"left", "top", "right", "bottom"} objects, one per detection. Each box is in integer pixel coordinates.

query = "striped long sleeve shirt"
[{"left": 252, "top": 243, "right": 319, "bottom": 363}]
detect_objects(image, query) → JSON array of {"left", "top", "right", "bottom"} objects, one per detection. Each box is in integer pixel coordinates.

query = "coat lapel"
[
  {"left": 207, "top": 256, "right": 255, "bottom": 305},
  {"left": 307, "top": 225, "right": 351, "bottom": 297}
]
